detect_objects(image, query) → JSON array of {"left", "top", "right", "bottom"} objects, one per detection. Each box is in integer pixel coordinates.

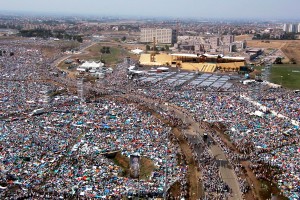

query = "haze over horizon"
[{"left": 1, "top": 0, "right": 300, "bottom": 20}]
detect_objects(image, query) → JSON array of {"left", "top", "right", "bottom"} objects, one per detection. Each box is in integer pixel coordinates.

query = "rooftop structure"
[{"left": 139, "top": 53, "right": 245, "bottom": 72}]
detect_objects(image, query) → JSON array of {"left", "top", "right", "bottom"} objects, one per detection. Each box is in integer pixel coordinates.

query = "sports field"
[{"left": 270, "top": 64, "right": 300, "bottom": 89}]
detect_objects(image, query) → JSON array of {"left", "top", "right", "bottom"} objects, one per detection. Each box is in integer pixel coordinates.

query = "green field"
[
  {"left": 101, "top": 46, "right": 126, "bottom": 65},
  {"left": 270, "top": 64, "right": 300, "bottom": 89},
  {"left": 84, "top": 44, "right": 129, "bottom": 65}
]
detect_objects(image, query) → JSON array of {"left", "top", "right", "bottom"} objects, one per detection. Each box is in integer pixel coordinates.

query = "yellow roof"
[
  {"left": 181, "top": 63, "right": 216, "bottom": 72},
  {"left": 139, "top": 53, "right": 172, "bottom": 66}
]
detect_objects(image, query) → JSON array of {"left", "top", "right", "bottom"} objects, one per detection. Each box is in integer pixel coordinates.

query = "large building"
[
  {"left": 283, "top": 23, "right": 299, "bottom": 33},
  {"left": 283, "top": 24, "right": 289, "bottom": 32},
  {"left": 139, "top": 53, "right": 245, "bottom": 72},
  {"left": 222, "top": 35, "right": 235, "bottom": 45},
  {"left": 288, "top": 24, "right": 296, "bottom": 33},
  {"left": 140, "top": 28, "right": 177, "bottom": 44}
]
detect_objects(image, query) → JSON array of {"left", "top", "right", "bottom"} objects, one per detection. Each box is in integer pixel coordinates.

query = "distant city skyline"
[{"left": 1, "top": 0, "right": 300, "bottom": 20}]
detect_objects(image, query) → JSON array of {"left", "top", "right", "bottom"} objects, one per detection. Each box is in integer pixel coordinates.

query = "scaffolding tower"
[
  {"left": 77, "top": 78, "right": 85, "bottom": 103},
  {"left": 40, "top": 84, "right": 52, "bottom": 105}
]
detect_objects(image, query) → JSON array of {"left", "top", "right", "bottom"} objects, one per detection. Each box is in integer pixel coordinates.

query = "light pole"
[{"left": 163, "top": 129, "right": 169, "bottom": 200}]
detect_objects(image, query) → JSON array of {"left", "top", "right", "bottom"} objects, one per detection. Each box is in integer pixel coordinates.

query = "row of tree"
[
  {"left": 253, "top": 32, "right": 296, "bottom": 40},
  {"left": 273, "top": 57, "right": 297, "bottom": 64},
  {"left": 100, "top": 46, "right": 111, "bottom": 54},
  {"left": 145, "top": 45, "right": 170, "bottom": 51},
  {"left": 18, "top": 29, "right": 83, "bottom": 43}
]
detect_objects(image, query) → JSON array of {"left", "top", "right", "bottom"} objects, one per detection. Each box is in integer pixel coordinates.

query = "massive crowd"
[
  {"left": 0, "top": 39, "right": 189, "bottom": 199},
  {"left": 1, "top": 37, "right": 300, "bottom": 199},
  {"left": 133, "top": 76, "right": 300, "bottom": 199}
]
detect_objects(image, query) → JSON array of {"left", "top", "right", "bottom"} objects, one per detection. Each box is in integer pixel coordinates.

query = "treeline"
[
  {"left": 253, "top": 32, "right": 297, "bottom": 40},
  {"left": 100, "top": 46, "right": 110, "bottom": 54},
  {"left": 0, "top": 24, "right": 22, "bottom": 30},
  {"left": 18, "top": 29, "right": 83, "bottom": 43},
  {"left": 146, "top": 44, "right": 170, "bottom": 51}
]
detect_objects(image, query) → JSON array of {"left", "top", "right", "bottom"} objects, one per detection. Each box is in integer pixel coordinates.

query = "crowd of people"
[
  {"left": 0, "top": 98, "right": 187, "bottom": 198},
  {"left": 1, "top": 37, "right": 300, "bottom": 199},
  {"left": 132, "top": 75, "right": 299, "bottom": 199},
  {"left": 0, "top": 40, "right": 188, "bottom": 199}
]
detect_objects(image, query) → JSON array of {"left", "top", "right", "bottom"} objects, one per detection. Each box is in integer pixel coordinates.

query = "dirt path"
[
  {"left": 146, "top": 107, "right": 202, "bottom": 200},
  {"left": 122, "top": 94, "right": 245, "bottom": 199},
  {"left": 162, "top": 103, "right": 243, "bottom": 199},
  {"left": 172, "top": 127, "right": 202, "bottom": 200},
  {"left": 117, "top": 95, "right": 203, "bottom": 199}
]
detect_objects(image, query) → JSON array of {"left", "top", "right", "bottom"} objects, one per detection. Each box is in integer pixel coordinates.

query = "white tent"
[
  {"left": 79, "top": 61, "right": 104, "bottom": 70},
  {"left": 131, "top": 48, "right": 144, "bottom": 55},
  {"left": 128, "top": 65, "right": 136, "bottom": 70},
  {"left": 157, "top": 67, "right": 169, "bottom": 71}
]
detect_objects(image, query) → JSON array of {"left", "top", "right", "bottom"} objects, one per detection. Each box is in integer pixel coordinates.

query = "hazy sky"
[{"left": 1, "top": 0, "right": 300, "bottom": 20}]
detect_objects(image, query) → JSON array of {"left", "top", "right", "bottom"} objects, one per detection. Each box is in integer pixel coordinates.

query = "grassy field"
[
  {"left": 270, "top": 64, "right": 300, "bottom": 89},
  {"left": 75, "top": 43, "right": 133, "bottom": 66}
]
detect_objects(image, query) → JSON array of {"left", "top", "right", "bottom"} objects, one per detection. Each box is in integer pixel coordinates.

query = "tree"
[
  {"left": 274, "top": 57, "right": 283, "bottom": 64},
  {"left": 290, "top": 58, "right": 297, "bottom": 64},
  {"left": 165, "top": 45, "right": 169, "bottom": 51},
  {"left": 76, "top": 36, "right": 83, "bottom": 43},
  {"left": 100, "top": 47, "right": 106, "bottom": 54},
  {"left": 231, "top": 45, "right": 237, "bottom": 52},
  {"left": 146, "top": 45, "right": 150, "bottom": 51},
  {"left": 105, "top": 47, "right": 110, "bottom": 54},
  {"left": 100, "top": 46, "right": 110, "bottom": 54}
]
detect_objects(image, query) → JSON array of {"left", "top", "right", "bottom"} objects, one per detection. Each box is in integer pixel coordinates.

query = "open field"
[
  {"left": 235, "top": 35, "right": 254, "bottom": 41},
  {"left": 247, "top": 40, "right": 285, "bottom": 49},
  {"left": 270, "top": 64, "right": 300, "bottom": 89},
  {"left": 281, "top": 42, "right": 300, "bottom": 63},
  {"left": 66, "top": 42, "right": 138, "bottom": 67},
  {"left": 248, "top": 40, "right": 300, "bottom": 63},
  {"left": 236, "top": 35, "right": 300, "bottom": 64}
]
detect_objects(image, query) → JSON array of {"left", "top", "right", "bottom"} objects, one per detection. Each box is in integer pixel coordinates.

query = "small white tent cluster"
[
  {"left": 131, "top": 48, "right": 144, "bottom": 55},
  {"left": 76, "top": 61, "right": 107, "bottom": 78},
  {"left": 77, "top": 61, "right": 104, "bottom": 71}
]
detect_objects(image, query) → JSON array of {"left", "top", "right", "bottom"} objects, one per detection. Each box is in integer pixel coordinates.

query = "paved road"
[{"left": 179, "top": 109, "right": 243, "bottom": 200}]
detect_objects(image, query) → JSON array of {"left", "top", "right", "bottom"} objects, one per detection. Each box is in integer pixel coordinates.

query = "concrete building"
[
  {"left": 246, "top": 48, "right": 263, "bottom": 60},
  {"left": 210, "top": 37, "right": 220, "bottom": 49},
  {"left": 288, "top": 24, "right": 296, "bottom": 33},
  {"left": 140, "top": 28, "right": 177, "bottom": 44},
  {"left": 222, "top": 35, "right": 235, "bottom": 45},
  {"left": 231, "top": 41, "right": 247, "bottom": 50},
  {"left": 283, "top": 23, "right": 297, "bottom": 33},
  {"left": 297, "top": 23, "right": 300, "bottom": 33},
  {"left": 283, "top": 24, "right": 289, "bottom": 32}
]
